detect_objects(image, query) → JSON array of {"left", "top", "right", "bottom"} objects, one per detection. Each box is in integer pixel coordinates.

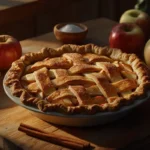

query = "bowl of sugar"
[{"left": 53, "top": 23, "right": 88, "bottom": 44}]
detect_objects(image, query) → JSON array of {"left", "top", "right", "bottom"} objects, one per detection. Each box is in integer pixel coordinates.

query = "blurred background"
[{"left": 0, "top": 0, "right": 137, "bottom": 41}]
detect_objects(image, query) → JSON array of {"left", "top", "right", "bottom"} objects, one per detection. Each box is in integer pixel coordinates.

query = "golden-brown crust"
[{"left": 5, "top": 44, "right": 150, "bottom": 114}]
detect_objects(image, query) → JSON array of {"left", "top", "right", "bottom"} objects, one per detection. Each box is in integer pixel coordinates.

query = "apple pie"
[{"left": 5, "top": 44, "right": 150, "bottom": 114}]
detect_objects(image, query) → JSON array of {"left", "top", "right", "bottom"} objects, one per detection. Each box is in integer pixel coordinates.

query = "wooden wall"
[
  {"left": 99, "top": 0, "right": 137, "bottom": 21},
  {"left": 0, "top": 0, "right": 137, "bottom": 41}
]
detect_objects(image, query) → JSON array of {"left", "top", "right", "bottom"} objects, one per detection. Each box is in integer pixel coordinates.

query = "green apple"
[
  {"left": 144, "top": 39, "right": 150, "bottom": 67},
  {"left": 120, "top": 9, "right": 150, "bottom": 39}
]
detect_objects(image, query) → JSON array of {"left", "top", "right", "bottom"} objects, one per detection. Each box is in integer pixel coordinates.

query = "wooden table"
[{"left": 1, "top": 18, "right": 150, "bottom": 150}]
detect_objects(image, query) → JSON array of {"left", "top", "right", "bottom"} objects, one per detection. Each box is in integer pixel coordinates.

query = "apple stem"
[
  {"left": 0, "top": 36, "right": 6, "bottom": 42},
  {"left": 124, "top": 26, "right": 131, "bottom": 32}
]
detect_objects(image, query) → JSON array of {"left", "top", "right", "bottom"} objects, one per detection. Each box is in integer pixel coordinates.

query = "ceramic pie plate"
[{"left": 3, "top": 75, "right": 150, "bottom": 127}]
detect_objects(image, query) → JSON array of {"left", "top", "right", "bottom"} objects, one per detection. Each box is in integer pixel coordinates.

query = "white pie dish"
[{"left": 3, "top": 75, "right": 150, "bottom": 127}]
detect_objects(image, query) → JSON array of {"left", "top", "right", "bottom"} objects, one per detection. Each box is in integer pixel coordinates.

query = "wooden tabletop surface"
[{"left": 1, "top": 17, "right": 150, "bottom": 150}]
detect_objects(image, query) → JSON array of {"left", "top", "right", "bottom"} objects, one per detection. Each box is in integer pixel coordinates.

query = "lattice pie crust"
[{"left": 5, "top": 44, "right": 150, "bottom": 114}]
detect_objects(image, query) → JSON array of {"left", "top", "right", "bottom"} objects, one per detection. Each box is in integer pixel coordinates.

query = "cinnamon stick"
[
  {"left": 18, "top": 123, "right": 91, "bottom": 150},
  {"left": 20, "top": 123, "right": 48, "bottom": 134}
]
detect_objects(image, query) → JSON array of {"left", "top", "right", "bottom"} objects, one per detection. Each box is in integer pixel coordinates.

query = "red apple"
[
  {"left": 119, "top": 9, "right": 150, "bottom": 39},
  {"left": 0, "top": 35, "right": 22, "bottom": 70},
  {"left": 109, "top": 23, "right": 145, "bottom": 56}
]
